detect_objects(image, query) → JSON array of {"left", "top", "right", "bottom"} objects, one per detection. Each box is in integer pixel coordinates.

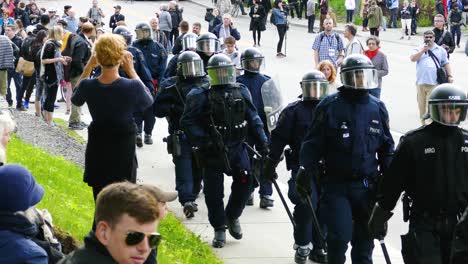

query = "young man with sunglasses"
[{"left": 59, "top": 182, "right": 161, "bottom": 264}]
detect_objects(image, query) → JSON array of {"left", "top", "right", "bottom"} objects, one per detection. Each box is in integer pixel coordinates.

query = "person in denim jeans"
[
  {"left": 388, "top": 0, "right": 399, "bottom": 28},
  {"left": 272, "top": 0, "right": 288, "bottom": 57}
]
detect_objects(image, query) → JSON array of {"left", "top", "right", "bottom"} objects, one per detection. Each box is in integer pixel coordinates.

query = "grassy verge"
[
  {"left": 7, "top": 136, "right": 222, "bottom": 264},
  {"left": 53, "top": 118, "right": 86, "bottom": 144}
]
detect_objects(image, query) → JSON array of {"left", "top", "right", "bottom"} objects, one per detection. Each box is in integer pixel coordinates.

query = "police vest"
[{"left": 208, "top": 84, "right": 247, "bottom": 142}]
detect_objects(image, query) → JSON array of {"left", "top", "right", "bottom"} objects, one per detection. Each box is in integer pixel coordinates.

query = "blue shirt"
[
  {"left": 312, "top": 32, "right": 345, "bottom": 67},
  {"left": 412, "top": 44, "right": 449, "bottom": 85},
  {"left": 65, "top": 17, "right": 79, "bottom": 34}
]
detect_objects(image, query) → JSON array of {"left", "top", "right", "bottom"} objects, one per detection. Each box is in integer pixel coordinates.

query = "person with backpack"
[
  {"left": 448, "top": 4, "right": 463, "bottom": 48},
  {"left": 433, "top": 14, "right": 455, "bottom": 58},
  {"left": 312, "top": 17, "right": 345, "bottom": 67},
  {"left": 87, "top": 0, "right": 105, "bottom": 27},
  {"left": 19, "top": 25, "right": 36, "bottom": 109}
]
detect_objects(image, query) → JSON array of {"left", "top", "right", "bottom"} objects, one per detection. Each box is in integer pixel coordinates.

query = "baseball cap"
[
  {"left": 64, "top": 5, "right": 72, "bottom": 10},
  {"left": 140, "top": 184, "right": 178, "bottom": 202},
  {"left": 114, "top": 5, "right": 122, "bottom": 9},
  {"left": 48, "top": 7, "right": 57, "bottom": 13},
  {"left": 0, "top": 164, "right": 44, "bottom": 212},
  {"left": 26, "top": 25, "right": 36, "bottom": 34}
]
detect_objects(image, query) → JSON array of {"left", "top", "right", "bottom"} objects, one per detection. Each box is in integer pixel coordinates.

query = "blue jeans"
[
  {"left": 321, "top": 181, "right": 374, "bottom": 264},
  {"left": 288, "top": 168, "right": 327, "bottom": 247},
  {"left": 389, "top": 8, "right": 399, "bottom": 28},
  {"left": 6, "top": 68, "right": 23, "bottom": 107},
  {"left": 173, "top": 136, "right": 202, "bottom": 205},
  {"left": 450, "top": 24, "right": 461, "bottom": 45}
]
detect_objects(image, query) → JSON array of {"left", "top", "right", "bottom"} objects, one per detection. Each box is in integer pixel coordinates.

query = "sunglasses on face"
[{"left": 125, "top": 231, "right": 162, "bottom": 249}]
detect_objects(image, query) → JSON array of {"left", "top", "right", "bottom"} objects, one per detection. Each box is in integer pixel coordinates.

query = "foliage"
[{"left": 7, "top": 136, "right": 222, "bottom": 264}]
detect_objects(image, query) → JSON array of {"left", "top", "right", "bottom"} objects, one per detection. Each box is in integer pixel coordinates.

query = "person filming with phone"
[{"left": 410, "top": 30, "right": 453, "bottom": 125}]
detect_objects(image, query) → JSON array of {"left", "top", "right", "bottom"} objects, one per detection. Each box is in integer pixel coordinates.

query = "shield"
[{"left": 261, "top": 78, "right": 284, "bottom": 131}]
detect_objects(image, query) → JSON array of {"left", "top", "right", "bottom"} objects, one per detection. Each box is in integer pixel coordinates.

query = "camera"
[
  {"left": 424, "top": 39, "right": 431, "bottom": 46},
  {"left": 206, "top": 7, "right": 213, "bottom": 13}
]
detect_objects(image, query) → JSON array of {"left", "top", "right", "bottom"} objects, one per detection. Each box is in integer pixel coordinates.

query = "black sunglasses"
[{"left": 125, "top": 231, "right": 162, "bottom": 249}]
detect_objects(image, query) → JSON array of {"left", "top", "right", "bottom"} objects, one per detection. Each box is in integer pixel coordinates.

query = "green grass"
[
  {"left": 53, "top": 118, "right": 86, "bottom": 144},
  {"left": 7, "top": 136, "right": 222, "bottom": 264}
]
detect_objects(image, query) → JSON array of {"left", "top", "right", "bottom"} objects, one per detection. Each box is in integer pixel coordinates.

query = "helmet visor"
[
  {"left": 196, "top": 39, "right": 221, "bottom": 53},
  {"left": 135, "top": 28, "right": 151, "bottom": 40},
  {"left": 429, "top": 102, "right": 468, "bottom": 126},
  {"left": 241, "top": 57, "right": 265, "bottom": 73},
  {"left": 178, "top": 60, "right": 205, "bottom": 78},
  {"left": 340, "top": 69, "right": 379, "bottom": 89},
  {"left": 207, "top": 66, "right": 236, "bottom": 86},
  {"left": 301, "top": 81, "right": 329, "bottom": 100},
  {"left": 182, "top": 37, "right": 197, "bottom": 51}
]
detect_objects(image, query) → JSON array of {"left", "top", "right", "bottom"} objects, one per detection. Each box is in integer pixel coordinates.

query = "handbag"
[
  {"left": 427, "top": 50, "right": 448, "bottom": 84},
  {"left": 16, "top": 57, "right": 35, "bottom": 77}
]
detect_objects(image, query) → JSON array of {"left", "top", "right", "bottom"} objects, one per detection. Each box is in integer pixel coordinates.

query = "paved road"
[{"left": 28, "top": 0, "right": 468, "bottom": 263}]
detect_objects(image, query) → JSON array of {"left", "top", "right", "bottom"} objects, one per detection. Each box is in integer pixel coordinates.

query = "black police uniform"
[{"left": 377, "top": 122, "right": 468, "bottom": 264}]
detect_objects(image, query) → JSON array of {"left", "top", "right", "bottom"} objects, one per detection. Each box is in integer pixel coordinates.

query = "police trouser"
[
  {"left": 321, "top": 180, "right": 373, "bottom": 264},
  {"left": 172, "top": 135, "right": 203, "bottom": 205},
  {"left": 401, "top": 213, "right": 458, "bottom": 264},
  {"left": 288, "top": 168, "right": 327, "bottom": 248},
  {"left": 134, "top": 103, "right": 156, "bottom": 136},
  {"left": 203, "top": 145, "right": 252, "bottom": 229}
]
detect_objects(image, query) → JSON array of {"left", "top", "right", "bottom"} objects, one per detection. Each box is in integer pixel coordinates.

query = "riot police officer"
[
  {"left": 111, "top": 26, "right": 153, "bottom": 92},
  {"left": 368, "top": 84, "right": 468, "bottom": 264},
  {"left": 296, "top": 54, "right": 395, "bottom": 264},
  {"left": 154, "top": 51, "right": 209, "bottom": 218},
  {"left": 195, "top": 32, "right": 221, "bottom": 72},
  {"left": 180, "top": 54, "right": 268, "bottom": 248},
  {"left": 263, "top": 70, "right": 329, "bottom": 264},
  {"left": 236, "top": 47, "right": 274, "bottom": 208},
  {"left": 132, "top": 22, "right": 168, "bottom": 146},
  {"left": 164, "top": 33, "right": 198, "bottom": 79}
]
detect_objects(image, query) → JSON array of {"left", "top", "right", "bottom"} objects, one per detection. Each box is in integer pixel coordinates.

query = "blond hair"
[
  {"left": 93, "top": 33, "right": 126, "bottom": 68},
  {"left": 48, "top": 25, "right": 63, "bottom": 41},
  {"left": 0, "top": 111, "right": 16, "bottom": 164},
  {"left": 317, "top": 60, "right": 337, "bottom": 84}
]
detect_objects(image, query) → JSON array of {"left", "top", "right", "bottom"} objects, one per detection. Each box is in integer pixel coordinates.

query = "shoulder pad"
[
  {"left": 319, "top": 93, "right": 339, "bottom": 107},
  {"left": 460, "top": 128, "right": 468, "bottom": 137},
  {"left": 403, "top": 125, "right": 426, "bottom": 137}
]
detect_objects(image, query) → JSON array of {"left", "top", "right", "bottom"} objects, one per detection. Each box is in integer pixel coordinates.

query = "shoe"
[
  {"left": 57, "top": 98, "right": 66, "bottom": 103},
  {"left": 309, "top": 247, "right": 328, "bottom": 263},
  {"left": 227, "top": 218, "right": 243, "bottom": 240},
  {"left": 79, "top": 121, "right": 88, "bottom": 128},
  {"left": 259, "top": 195, "right": 274, "bottom": 209},
  {"left": 411, "top": 32, "right": 416, "bottom": 35},
  {"left": 246, "top": 192, "right": 254, "bottom": 206},
  {"left": 408, "top": 36, "right": 411, "bottom": 40},
  {"left": 144, "top": 134, "right": 153, "bottom": 145},
  {"left": 7, "top": 102, "right": 12, "bottom": 108},
  {"left": 183, "top": 202, "right": 196, "bottom": 218},
  {"left": 400, "top": 36, "right": 404, "bottom": 40},
  {"left": 65, "top": 110, "right": 70, "bottom": 115},
  {"left": 68, "top": 122, "right": 85, "bottom": 130},
  {"left": 242, "top": 12, "right": 247, "bottom": 15},
  {"left": 136, "top": 134, "right": 143, "bottom": 148},
  {"left": 16, "top": 106, "right": 27, "bottom": 111},
  {"left": 253, "top": 43, "right": 257, "bottom": 47},
  {"left": 212, "top": 229, "right": 226, "bottom": 248},
  {"left": 257, "top": 43, "right": 261, "bottom": 47},
  {"left": 23, "top": 101, "right": 29, "bottom": 109},
  {"left": 457, "top": 44, "right": 460, "bottom": 48},
  {"left": 294, "top": 245, "right": 311, "bottom": 264}
]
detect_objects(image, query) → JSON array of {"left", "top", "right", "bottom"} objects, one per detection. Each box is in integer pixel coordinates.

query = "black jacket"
[
  {"left": 58, "top": 232, "right": 116, "bottom": 264},
  {"left": 69, "top": 33, "right": 92, "bottom": 78},
  {"left": 433, "top": 27, "right": 455, "bottom": 57},
  {"left": 109, "top": 13, "right": 125, "bottom": 30},
  {"left": 378, "top": 122, "right": 468, "bottom": 214}
]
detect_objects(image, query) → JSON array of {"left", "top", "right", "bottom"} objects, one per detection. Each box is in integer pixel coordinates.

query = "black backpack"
[{"left": 318, "top": 32, "right": 343, "bottom": 47}]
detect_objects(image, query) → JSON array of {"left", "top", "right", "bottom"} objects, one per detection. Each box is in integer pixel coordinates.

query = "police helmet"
[
  {"left": 241, "top": 47, "right": 265, "bottom": 73},
  {"left": 427, "top": 84, "right": 468, "bottom": 126},
  {"left": 300, "top": 70, "right": 329, "bottom": 101},
  {"left": 196, "top": 32, "right": 221, "bottom": 54},
  {"left": 182, "top": 33, "right": 198, "bottom": 51},
  {"left": 177, "top": 51, "right": 205, "bottom": 78},
  {"left": 135, "top": 22, "right": 152, "bottom": 41},
  {"left": 340, "top": 54, "right": 379, "bottom": 90},
  {"left": 206, "top": 54, "right": 236, "bottom": 86},
  {"left": 113, "top": 26, "right": 133, "bottom": 45}
]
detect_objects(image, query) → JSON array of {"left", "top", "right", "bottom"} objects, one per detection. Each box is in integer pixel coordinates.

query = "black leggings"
[
  {"left": 276, "top": 24, "right": 286, "bottom": 53},
  {"left": 252, "top": 29, "right": 261, "bottom": 45},
  {"left": 43, "top": 83, "right": 58, "bottom": 112}
]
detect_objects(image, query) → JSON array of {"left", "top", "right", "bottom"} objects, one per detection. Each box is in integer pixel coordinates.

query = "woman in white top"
[{"left": 317, "top": 60, "right": 341, "bottom": 94}]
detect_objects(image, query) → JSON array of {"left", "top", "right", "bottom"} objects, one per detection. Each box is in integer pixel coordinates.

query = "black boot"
[
  {"left": 136, "top": 134, "right": 143, "bottom": 148},
  {"left": 227, "top": 218, "right": 243, "bottom": 240},
  {"left": 294, "top": 245, "right": 311, "bottom": 264},
  {"left": 246, "top": 192, "right": 254, "bottom": 206},
  {"left": 259, "top": 195, "right": 274, "bottom": 209},
  {"left": 309, "top": 247, "right": 328, "bottom": 263},
  {"left": 144, "top": 134, "right": 153, "bottom": 145},
  {"left": 183, "top": 202, "right": 197, "bottom": 218},
  {"left": 212, "top": 229, "right": 226, "bottom": 248}
]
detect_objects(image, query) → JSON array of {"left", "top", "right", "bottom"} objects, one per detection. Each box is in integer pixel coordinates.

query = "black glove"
[
  {"left": 295, "top": 166, "right": 311, "bottom": 199},
  {"left": 368, "top": 203, "right": 393, "bottom": 239},
  {"left": 262, "top": 156, "right": 278, "bottom": 182}
]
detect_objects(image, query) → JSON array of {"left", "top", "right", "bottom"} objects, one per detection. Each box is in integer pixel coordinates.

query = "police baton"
[
  {"left": 378, "top": 237, "right": 392, "bottom": 264},
  {"left": 243, "top": 143, "right": 296, "bottom": 228},
  {"left": 303, "top": 193, "right": 327, "bottom": 251}
]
